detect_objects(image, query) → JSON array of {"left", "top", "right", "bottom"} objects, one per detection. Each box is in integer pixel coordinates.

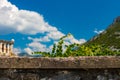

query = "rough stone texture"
[
  {"left": 0, "top": 56, "right": 120, "bottom": 80},
  {"left": 0, "top": 69, "right": 120, "bottom": 80},
  {"left": 0, "top": 56, "right": 120, "bottom": 69}
]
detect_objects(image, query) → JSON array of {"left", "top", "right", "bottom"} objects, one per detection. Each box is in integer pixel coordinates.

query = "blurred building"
[{"left": 0, "top": 40, "right": 14, "bottom": 56}]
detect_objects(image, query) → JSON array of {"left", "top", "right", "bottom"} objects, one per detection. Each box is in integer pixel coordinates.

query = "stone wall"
[
  {"left": 0, "top": 69, "right": 120, "bottom": 80},
  {"left": 0, "top": 56, "right": 120, "bottom": 69},
  {"left": 0, "top": 56, "right": 120, "bottom": 80}
]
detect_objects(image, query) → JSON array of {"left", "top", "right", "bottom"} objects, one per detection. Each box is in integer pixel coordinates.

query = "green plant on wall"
[
  {"left": 51, "top": 33, "right": 73, "bottom": 57},
  {"left": 34, "top": 33, "right": 120, "bottom": 57}
]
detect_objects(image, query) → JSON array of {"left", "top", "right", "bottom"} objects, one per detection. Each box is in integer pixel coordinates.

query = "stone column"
[
  {"left": 6, "top": 44, "right": 9, "bottom": 56},
  {"left": 1, "top": 43, "right": 3, "bottom": 53},
  {"left": 0, "top": 43, "right": 2, "bottom": 53},
  {"left": 4, "top": 43, "right": 6, "bottom": 53},
  {"left": 9, "top": 44, "right": 13, "bottom": 54},
  {"left": 7, "top": 44, "right": 9, "bottom": 54},
  {"left": 11, "top": 44, "right": 13, "bottom": 53}
]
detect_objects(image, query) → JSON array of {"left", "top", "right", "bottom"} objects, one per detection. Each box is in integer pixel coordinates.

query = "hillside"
[
  {"left": 34, "top": 17, "right": 120, "bottom": 57},
  {"left": 87, "top": 16, "right": 120, "bottom": 49}
]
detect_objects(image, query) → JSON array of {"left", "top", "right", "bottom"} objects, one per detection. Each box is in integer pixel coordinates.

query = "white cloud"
[
  {"left": 26, "top": 41, "right": 50, "bottom": 52},
  {"left": 64, "top": 35, "right": 86, "bottom": 44},
  {"left": 27, "top": 30, "right": 65, "bottom": 43},
  {"left": 28, "top": 36, "right": 50, "bottom": 42},
  {"left": 46, "top": 31, "right": 65, "bottom": 40},
  {"left": 79, "top": 39, "right": 86, "bottom": 44},
  {"left": 26, "top": 34, "right": 86, "bottom": 54},
  {"left": 1, "top": 0, "right": 87, "bottom": 54},
  {"left": 13, "top": 48, "right": 21, "bottom": 55},
  {"left": 24, "top": 47, "right": 33, "bottom": 55},
  {"left": 25, "top": 36, "right": 86, "bottom": 54},
  {"left": 0, "top": 0, "right": 61, "bottom": 35},
  {"left": 94, "top": 29, "right": 104, "bottom": 34}
]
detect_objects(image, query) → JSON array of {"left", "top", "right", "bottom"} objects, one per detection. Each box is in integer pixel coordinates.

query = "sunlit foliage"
[{"left": 34, "top": 33, "right": 120, "bottom": 57}]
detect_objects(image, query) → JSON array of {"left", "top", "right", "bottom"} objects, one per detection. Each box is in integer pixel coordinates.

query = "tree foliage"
[{"left": 34, "top": 33, "right": 120, "bottom": 57}]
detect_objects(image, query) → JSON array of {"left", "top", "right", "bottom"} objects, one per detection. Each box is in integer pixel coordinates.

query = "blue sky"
[{"left": 0, "top": 0, "right": 120, "bottom": 54}]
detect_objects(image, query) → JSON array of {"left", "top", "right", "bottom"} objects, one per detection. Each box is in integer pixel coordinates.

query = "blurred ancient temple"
[{"left": 0, "top": 40, "right": 14, "bottom": 56}]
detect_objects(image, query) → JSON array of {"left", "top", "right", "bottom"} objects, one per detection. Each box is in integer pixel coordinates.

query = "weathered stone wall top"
[{"left": 0, "top": 56, "right": 120, "bottom": 69}]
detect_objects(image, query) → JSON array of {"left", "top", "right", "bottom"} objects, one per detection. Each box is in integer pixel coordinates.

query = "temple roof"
[{"left": 0, "top": 40, "right": 14, "bottom": 44}]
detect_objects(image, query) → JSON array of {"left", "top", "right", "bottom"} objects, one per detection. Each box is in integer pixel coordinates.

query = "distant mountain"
[
  {"left": 18, "top": 52, "right": 42, "bottom": 57},
  {"left": 87, "top": 16, "right": 120, "bottom": 49}
]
